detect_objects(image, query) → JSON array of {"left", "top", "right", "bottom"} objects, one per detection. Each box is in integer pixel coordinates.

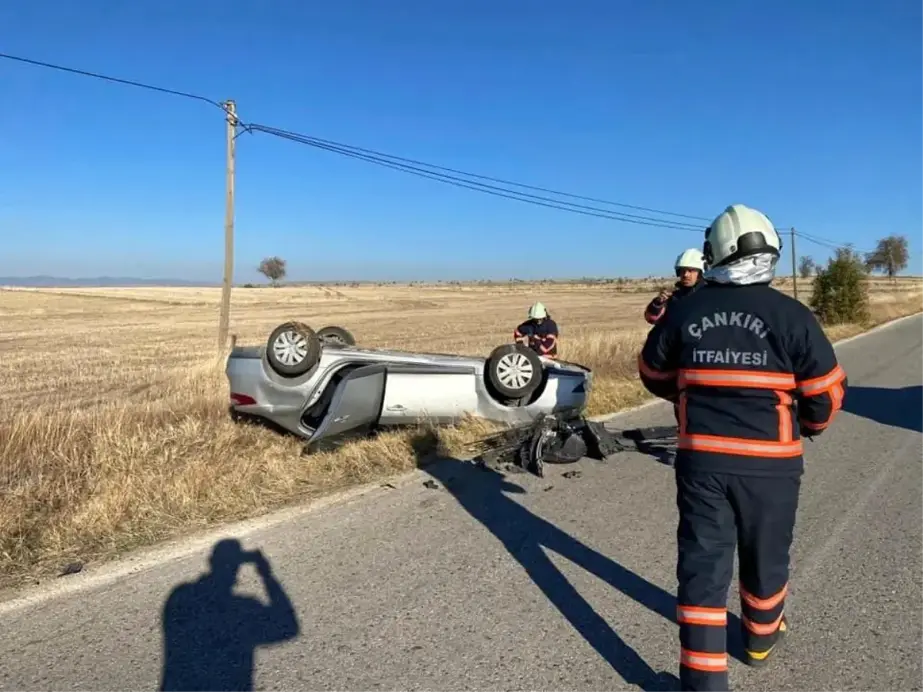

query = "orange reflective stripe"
[
  {"left": 679, "top": 434, "right": 803, "bottom": 458},
  {"left": 638, "top": 354, "right": 676, "bottom": 381},
  {"left": 742, "top": 611, "right": 784, "bottom": 636},
  {"left": 801, "top": 381, "right": 845, "bottom": 431},
  {"left": 740, "top": 583, "right": 787, "bottom": 610},
  {"left": 677, "top": 381, "right": 801, "bottom": 455},
  {"left": 797, "top": 364, "right": 846, "bottom": 396},
  {"left": 679, "top": 368, "right": 796, "bottom": 390},
  {"left": 680, "top": 649, "right": 728, "bottom": 672},
  {"left": 775, "top": 390, "right": 793, "bottom": 442},
  {"left": 677, "top": 605, "right": 727, "bottom": 626}
]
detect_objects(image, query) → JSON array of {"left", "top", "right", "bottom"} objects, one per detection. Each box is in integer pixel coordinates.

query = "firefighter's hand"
[{"left": 657, "top": 289, "right": 671, "bottom": 302}]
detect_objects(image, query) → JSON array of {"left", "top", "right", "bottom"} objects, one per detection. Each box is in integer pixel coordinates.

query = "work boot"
[{"left": 744, "top": 615, "right": 789, "bottom": 668}]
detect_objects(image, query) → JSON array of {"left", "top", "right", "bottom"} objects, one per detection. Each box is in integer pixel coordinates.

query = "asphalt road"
[{"left": 1, "top": 315, "right": 921, "bottom": 691}]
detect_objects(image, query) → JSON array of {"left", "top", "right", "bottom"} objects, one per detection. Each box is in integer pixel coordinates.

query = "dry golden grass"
[{"left": 0, "top": 277, "right": 920, "bottom": 589}]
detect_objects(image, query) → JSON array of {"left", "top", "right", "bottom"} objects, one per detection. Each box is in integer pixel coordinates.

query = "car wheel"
[
  {"left": 486, "top": 344, "right": 543, "bottom": 400},
  {"left": 266, "top": 321, "right": 321, "bottom": 377},
  {"left": 317, "top": 325, "right": 356, "bottom": 348}
]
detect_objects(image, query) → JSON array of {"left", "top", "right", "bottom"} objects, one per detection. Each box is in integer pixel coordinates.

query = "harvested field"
[{"left": 0, "top": 277, "right": 920, "bottom": 589}]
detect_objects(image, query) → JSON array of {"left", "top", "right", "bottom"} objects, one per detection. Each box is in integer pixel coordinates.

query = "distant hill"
[{"left": 0, "top": 276, "right": 218, "bottom": 288}]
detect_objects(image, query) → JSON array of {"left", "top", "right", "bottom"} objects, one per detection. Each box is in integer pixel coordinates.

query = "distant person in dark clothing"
[{"left": 514, "top": 301, "right": 559, "bottom": 358}]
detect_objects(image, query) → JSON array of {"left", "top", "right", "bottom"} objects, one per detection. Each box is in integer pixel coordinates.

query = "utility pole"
[
  {"left": 218, "top": 100, "right": 237, "bottom": 350},
  {"left": 790, "top": 227, "right": 798, "bottom": 301}
]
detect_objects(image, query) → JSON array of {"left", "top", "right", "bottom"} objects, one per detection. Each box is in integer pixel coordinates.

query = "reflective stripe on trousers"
[{"left": 676, "top": 472, "right": 801, "bottom": 691}]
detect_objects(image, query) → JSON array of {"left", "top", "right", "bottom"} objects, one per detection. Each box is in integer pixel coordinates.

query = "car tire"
[
  {"left": 266, "top": 321, "right": 322, "bottom": 377},
  {"left": 485, "top": 344, "right": 543, "bottom": 400},
  {"left": 316, "top": 325, "right": 356, "bottom": 348}
]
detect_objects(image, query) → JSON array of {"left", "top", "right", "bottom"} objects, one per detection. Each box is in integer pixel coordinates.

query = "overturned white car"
[{"left": 226, "top": 321, "right": 593, "bottom": 451}]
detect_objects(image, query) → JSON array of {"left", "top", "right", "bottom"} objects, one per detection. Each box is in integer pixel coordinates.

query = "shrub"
[{"left": 809, "top": 247, "right": 870, "bottom": 325}]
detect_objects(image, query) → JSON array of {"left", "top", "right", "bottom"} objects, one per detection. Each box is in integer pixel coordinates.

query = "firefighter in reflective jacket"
[
  {"left": 644, "top": 248, "right": 706, "bottom": 325},
  {"left": 638, "top": 203, "right": 847, "bottom": 691},
  {"left": 514, "top": 302, "right": 558, "bottom": 358}
]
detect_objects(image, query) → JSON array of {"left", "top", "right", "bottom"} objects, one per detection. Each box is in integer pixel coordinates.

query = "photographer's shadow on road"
[
  {"left": 411, "top": 430, "right": 722, "bottom": 692},
  {"left": 159, "top": 538, "right": 301, "bottom": 692},
  {"left": 842, "top": 384, "right": 923, "bottom": 433}
]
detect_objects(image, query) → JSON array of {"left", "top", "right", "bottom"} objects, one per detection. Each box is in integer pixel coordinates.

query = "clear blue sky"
[{"left": 1, "top": 0, "right": 920, "bottom": 282}]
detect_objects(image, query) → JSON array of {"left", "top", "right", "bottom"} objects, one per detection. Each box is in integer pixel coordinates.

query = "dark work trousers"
[{"left": 674, "top": 469, "right": 801, "bottom": 691}]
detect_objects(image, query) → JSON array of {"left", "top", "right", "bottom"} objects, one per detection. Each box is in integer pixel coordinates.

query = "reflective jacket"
[
  {"left": 644, "top": 280, "right": 703, "bottom": 325},
  {"left": 638, "top": 282, "right": 847, "bottom": 477},
  {"left": 514, "top": 318, "right": 559, "bottom": 358}
]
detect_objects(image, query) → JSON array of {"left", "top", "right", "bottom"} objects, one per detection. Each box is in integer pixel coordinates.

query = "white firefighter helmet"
[
  {"left": 528, "top": 301, "right": 548, "bottom": 319},
  {"left": 703, "top": 203, "right": 782, "bottom": 268},
  {"left": 675, "top": 248, "right": 705, "bottom": 273}
]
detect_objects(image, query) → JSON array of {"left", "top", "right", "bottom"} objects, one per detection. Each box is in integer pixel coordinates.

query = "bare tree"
[
  {"left": 257, "top": 256, "right": 287, "bottom": 287},
  {"left": 865, "top": 235, "right": 909, "bottom": 280},
  {"left": 798, "top": 255, "right": 816, "bottom": 279}
]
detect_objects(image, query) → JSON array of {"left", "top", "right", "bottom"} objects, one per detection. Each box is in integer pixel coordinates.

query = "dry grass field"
[{"left": 0, "top": 276, "right": 920, "bottom": 589}]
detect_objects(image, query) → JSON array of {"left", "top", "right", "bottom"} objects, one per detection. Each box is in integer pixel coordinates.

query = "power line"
[
  {"left": 796, "top": 229, "right": 851, "bottom": 249},
  {"left": 4, "top": 51, "right": 886, "bottom": 252},
  {"left": 0, "top": 51, "right": 230, "bottom": 114},
  {"left": 0, "top": 48, "right": 888, "bottom": 249},
  {"left": 1, "top": 51, "right": 713, "bottom": 232},
  {"left": 795, "top": 230, "right": 873, "bottom": 255},
  {"left": 253, "top": 127, "right": 712, "bottom": 222},
  {"left": 18, "top": 50, "right": 865, "bottom": 245},
  {"left": 248, "top": 123, "right": 706, "bottom": 232}
]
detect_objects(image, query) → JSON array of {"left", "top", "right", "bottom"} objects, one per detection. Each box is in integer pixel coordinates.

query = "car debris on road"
[{"left": 461, "top": 412, "right": 678, "bottom": 478}]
